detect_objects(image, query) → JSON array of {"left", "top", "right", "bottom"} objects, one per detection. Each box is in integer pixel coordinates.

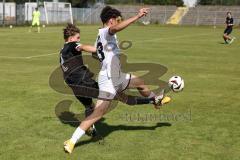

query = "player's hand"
[{"left": 137, "top": 8, "right": 150, "bottom": 18}]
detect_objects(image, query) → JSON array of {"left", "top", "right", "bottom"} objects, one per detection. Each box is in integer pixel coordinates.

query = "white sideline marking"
[
  {"left": 26, "top": 52, "right": 58, "bottom": 59},
  {"left": 0, "top": 52, "right": 58, "bottom": 59},
  {"left": 0, "top": 33, "right": 210, "bottom": 59}
]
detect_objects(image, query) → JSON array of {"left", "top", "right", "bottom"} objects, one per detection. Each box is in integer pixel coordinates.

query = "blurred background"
[{"left": 0, "top": 0, "right": 240, "bottom": 26}]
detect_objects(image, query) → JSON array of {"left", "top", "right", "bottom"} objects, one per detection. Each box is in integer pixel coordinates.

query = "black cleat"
[{"left": 86, "top": 124, "right": 98, "bottom": 138}]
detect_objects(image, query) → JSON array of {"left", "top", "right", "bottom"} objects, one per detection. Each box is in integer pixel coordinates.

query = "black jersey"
[
  {"left": 60, "top": 41, "right": 83, "bottom": 71},
  {"left": 226, "top": 17, "right": 233, "bottom": 29},
  {"left": 60, "top": 41, "right": 93, "bottom": 84}
]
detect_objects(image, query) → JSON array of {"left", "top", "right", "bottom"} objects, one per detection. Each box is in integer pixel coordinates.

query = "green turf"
[{"left": 0, "top": 25, "right": 240, "bottom": 160}]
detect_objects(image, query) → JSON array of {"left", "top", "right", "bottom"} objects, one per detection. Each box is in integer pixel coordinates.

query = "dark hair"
[
  {"left": 63, "top": 23, "right": 80, "bottom": 40},
  {"left": 100, "top": 6, "right": 122, "bottom": 24}
]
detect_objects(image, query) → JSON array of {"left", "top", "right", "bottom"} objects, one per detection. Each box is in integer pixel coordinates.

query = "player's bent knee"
[
  {"left": 130, "top": 75, "right": 145, "bottom": 87},
  {"left": 137, "top": 85, "right": 145, "bottom": 91},
  {"left": 95, "top": 100, "right": 110, "bottom": 115}
]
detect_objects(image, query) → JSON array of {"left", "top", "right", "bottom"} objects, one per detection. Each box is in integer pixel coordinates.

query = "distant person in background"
[
  {"left": 29, "top": 8, "right": 41, "bottom": 33},
  {"left": 223, "top": 12, "right": 235, "bottom": 44}
]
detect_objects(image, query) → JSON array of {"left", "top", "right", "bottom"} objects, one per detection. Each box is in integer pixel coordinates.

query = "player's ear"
[
  {"left": 68, "top": 36, "right": 73, "bottom": 42},
  {"left": 108, "top": 19, "right": 111, "bottom": 24},
  {"left": 109, "top": 18, "right": 113, "bottom": 25}
]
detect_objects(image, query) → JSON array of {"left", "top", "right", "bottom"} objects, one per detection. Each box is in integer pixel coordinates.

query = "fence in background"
[{"left": 1, "top": 4, "right": 240, "bottom": 26}]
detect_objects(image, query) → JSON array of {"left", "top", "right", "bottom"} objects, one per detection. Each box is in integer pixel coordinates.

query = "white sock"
[
  {"left": 148, "top": 92, "right": 156, "bottom": 98},
  {"left": 70, "top": 127, "right": 85, "bottom": 144}
]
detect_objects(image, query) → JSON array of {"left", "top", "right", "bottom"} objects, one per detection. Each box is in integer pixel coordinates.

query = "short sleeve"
[{"left": 74, "top": 42, "right": 82, "bottom": 51}]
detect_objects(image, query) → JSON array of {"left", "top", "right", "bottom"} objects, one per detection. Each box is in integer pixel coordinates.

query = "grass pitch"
[{"left": 0, "top": 25, "right": 240, "bottom": 160}]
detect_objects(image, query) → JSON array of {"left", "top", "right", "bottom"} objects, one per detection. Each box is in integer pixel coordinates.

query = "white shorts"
[{"left": 98, "top": 72, "right": 131, "bottom": 100}]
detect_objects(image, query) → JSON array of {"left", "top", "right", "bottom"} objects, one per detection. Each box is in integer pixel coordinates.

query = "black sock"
[
  {"left": 135, "top": 97, "right": 155, "bottom": 105},
  {"left": 126, "top": 95, "right": 155, "bottom": 105}
]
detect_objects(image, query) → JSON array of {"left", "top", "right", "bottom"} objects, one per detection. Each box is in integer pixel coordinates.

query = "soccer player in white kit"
[{"left": 64, "top": 6, "right": 171, "bottom": 154}]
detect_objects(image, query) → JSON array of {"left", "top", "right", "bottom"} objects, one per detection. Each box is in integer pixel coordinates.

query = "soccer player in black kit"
[
  {"left": 223, "top": 12, "right": 235, "bottom": 44},
  {"left": 60, "top": 24, "right": 98, "bottom": 137}
]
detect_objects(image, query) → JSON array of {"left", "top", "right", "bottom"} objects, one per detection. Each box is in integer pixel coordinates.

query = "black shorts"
[
  {"left": 65, "top": 69, "right": 99, "bottom": 106},
  {"left": 224, "top": 28, "right": 232, "bottom": 35}
]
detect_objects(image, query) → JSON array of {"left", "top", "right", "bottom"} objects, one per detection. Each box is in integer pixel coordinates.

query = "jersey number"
[{"left": 97, "top": 42, "right": 105, "bottom": 62}]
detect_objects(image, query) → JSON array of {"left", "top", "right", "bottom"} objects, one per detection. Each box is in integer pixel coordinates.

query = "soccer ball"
[{"left": 168, "top": 76, "right": 184, "bottom": 92}]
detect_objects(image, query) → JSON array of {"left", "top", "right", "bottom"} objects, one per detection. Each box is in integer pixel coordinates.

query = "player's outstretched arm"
[
  {"left": 77, "top": 44, "right": 96, "bottom": 53},
  {"left": 109, "top": 8, "right": 149, "bottom": 34}
]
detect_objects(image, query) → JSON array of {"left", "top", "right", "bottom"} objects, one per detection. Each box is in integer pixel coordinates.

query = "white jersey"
[{"left": 96, "top": 27, "right": 121, "bottom": 78}]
